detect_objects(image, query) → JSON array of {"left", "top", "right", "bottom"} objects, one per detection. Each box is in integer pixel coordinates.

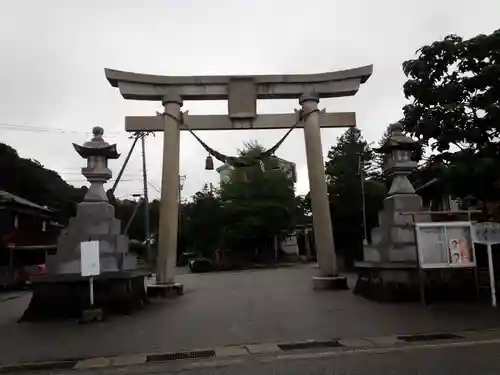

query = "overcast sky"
[{"left": 0, "top": 0, "right": 498, "bottom": 201}]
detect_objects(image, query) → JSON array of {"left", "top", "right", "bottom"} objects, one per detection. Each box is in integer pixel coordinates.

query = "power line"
[
  {"left": 64, "top": 178, "right": 138, "bottom": 183},
  {"left": 0, "top": 122, "right": 125, "bottom": 138},
  {"left": 60, "top": 171, "right": 141, "bottom": 176},
  {"left": 147, "top": 180, "right": 161, "bottom": 193}
]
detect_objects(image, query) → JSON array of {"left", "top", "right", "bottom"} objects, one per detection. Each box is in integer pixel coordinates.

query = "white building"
[
  {"left": 216, "top": 156, "right": 297, "bottom": 184},
  {"left": 216, "top": 163, "right": 233, "bottom": 184}
]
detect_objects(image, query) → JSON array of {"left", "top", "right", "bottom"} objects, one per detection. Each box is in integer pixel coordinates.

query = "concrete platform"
[
  {"left": 147, "top": 282, "right": 184, "bottom": 298},
  {"left": 312, "top": 276, "right": 349, "bottom": 290},
  {"left": 353, "top": 261, "right": 478, "bottom": 302},
  {"left": 20, "top": 273, "right": 148, "bottom": 321}
]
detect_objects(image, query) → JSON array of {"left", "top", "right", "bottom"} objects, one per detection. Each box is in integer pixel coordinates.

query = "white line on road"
[{"left": 185, "top": 358, "right": 244, "bottom": 368}]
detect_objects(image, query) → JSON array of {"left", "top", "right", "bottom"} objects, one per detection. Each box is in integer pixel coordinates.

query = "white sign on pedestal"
[
  {"left": 80, "top": 240, "right": 100, "bottom": 307},
  {"left": 80, "top": 240, "right": 101, "bottom": 276}
]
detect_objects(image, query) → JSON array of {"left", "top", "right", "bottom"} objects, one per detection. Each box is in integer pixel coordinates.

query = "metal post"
[
  {"left": 178, "top": 175, "right": 183, "bottom": 259},
  {"left": 358, "top": 154, "right": 368, "bottom": 245},
  {"left": 487, "top": 244, "right": 496, "bottom": 307},
  {"left": 89, "top": 276, "right": 94, "bottom": 306},
  {"left": 141, "top": 134, "right": 151, "bottom": 265},
  {"left": 413, "top": 215, "right": 426, "bottom": 307}
]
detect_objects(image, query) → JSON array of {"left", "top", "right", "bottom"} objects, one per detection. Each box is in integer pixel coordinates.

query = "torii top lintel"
[{"left": 104, "top": 65, "right": 373, "bottom": 101}]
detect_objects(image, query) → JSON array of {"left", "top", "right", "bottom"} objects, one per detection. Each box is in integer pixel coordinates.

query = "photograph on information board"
[{"left": 449, "top": 238, "right": 470, "bottom": 264}]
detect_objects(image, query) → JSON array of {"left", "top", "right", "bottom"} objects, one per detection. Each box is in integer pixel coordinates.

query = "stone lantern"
[
  {"left": 73, "top": 126, "right": 120, "bottom": 202},
  {"left": 353, "top": 122, "right": 430, "bottom": 301},
  {"left": 376, "top": 122, "right": 420, "bottom": 196},
  {"left": 357, "top": 122, "right": 428, "bottom": 266},
  {"left": 22, "top": 127, "right": 147, "bottom": 321}
]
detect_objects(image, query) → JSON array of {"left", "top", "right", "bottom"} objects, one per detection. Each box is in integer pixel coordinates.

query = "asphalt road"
[
  {"left": 38, "top": 339, "right": 500, "bottom": 375},
  {"left": 4, "top": 266, "right": 500, "bottom": 364}
]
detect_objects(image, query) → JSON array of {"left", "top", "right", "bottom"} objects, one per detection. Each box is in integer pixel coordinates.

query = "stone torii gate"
[{"left": 105, "top": 65, "right": 372, "bottom": 290}]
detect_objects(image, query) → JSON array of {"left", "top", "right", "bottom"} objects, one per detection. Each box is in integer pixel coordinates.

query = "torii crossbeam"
[
  {"left": 105, "top": 65, "right": 373, "bottom": 290},
  {"left": 125, "top": 110, "right": 356, "bottom": 131}
]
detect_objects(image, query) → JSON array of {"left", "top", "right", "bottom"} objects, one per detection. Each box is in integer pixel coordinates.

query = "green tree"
[
  {"left": 372, "top": 124, "right": 392, "bottom": 181},
  {"left": 219, "top": 142, "right": 297, "bottom": 261},
  {"left": 325, "top": 128, "right": 385, "bottom": 267},
  {"left": 401, "top": 29, "right": 500, "bottom": 202},
  {"left": 181, "top": 184, "right": 223, "bottom": 258},
  {"left": 0, "top": 142, "right": 85, "bottom": 222}
]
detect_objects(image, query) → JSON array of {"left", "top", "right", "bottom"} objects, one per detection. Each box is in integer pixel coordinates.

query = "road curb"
[{"left": 0, "top": 329, "right": 497, "bottom": 373}]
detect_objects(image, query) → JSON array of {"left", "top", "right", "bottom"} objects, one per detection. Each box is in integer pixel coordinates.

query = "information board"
[
  {"left": 415, "top": 222, "right": 475, "bottom": 269},
  {"left": 80, "top": 240, "right": 101, "bottom": 277}
]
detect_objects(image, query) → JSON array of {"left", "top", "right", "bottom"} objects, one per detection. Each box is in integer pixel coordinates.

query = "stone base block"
[
  {"left": 312, "top": 276, "right": 349, "bottom": 290},
  {"left": 354, "top": 262, "right": 478, "bottom": 303},
  {"left": 80, "top": 308, "right": 104, "bottom": 324},
  {"left": 147, "top": 282, "right": 184, "bottom": 298},
  {"left": 20, "top": 275, "right": 148, "bottom": 322}
]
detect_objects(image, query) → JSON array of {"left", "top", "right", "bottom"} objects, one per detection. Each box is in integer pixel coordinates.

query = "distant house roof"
[
  {"left": 0, "top": 190, "right": 53, "bottom": 213},
  {"left": 216, "top": 156, "right": 295, "bottom": 173},
  {"left": 216, "top": 163, "right": 233, "bottom": 173}
]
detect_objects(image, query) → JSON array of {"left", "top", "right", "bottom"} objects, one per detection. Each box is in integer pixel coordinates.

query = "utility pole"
[
  {"left": 178, "top": 175, "right": 186, "bottom": 260},
  {"left": 124, "top": 198, "right": 143, "bottom": 234},
  {"left": 141, "top": 134, "right": 151, "bottom": 266},
  {"left": 178, "top": 175, "right": 186, "bottom": 209},
  {"left": 111, "top": 132, "right": 141, "bottom": 195}
]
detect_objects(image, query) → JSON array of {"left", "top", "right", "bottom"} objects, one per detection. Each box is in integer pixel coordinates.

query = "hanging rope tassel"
[{"left": 205, "top": 154, "right": 214, "bottom": 170}]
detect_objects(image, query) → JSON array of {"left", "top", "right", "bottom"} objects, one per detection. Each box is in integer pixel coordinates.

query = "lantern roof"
[
  {"left": 72, "top": 126, "right": 120, "bottom": 159},
  {"left": 375, "top": 122, "right": 420, "bottom": 154}
]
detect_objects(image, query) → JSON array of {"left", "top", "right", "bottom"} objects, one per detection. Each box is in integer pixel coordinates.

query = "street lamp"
[{"left": 357, "top": 154, "right": 368, "bottom": 246}]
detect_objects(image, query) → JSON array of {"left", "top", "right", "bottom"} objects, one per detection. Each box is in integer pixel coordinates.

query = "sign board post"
[
  {"left": 472, "top": 222, "right": 500, "bottom": 308},
  {"left": 80, "top": 240, "right": 101, "bottom": 307}
]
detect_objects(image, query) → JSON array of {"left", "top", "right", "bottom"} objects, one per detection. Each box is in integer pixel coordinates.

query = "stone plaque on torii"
[{"left": 105, "top": 65, "right": 373, "bottom": 290}]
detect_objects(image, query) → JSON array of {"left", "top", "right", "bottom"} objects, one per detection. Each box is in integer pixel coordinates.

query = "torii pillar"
[{"left": 105, "top": 65, "right": 372, "bottom": 290}]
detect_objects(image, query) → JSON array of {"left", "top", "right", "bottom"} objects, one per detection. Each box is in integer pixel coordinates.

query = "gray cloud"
[{"left": 0, "top": 0, "right": 498, "bottom": 199}]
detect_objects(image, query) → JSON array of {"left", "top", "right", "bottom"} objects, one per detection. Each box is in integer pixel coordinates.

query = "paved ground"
[{"left": 1, "top": 264, "right": 500, "bottom": 365}]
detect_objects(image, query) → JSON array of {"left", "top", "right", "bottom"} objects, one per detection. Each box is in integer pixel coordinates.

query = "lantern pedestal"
[
  {"left": 364, "top": 194, "right": 430, "bottom": 263},
  {"left": 353, "top": 193, "right": 429, "bottom": 301}
]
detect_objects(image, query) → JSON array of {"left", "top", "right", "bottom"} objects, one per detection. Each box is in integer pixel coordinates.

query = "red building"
[{"left": 0, "top": 190, "right": 62, "bottom": 288}]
